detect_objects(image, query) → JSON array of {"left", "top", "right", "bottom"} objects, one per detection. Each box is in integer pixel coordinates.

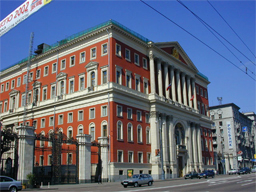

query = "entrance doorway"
[{"left": 178, "top": 156, "right": 183, "bottom": 177}]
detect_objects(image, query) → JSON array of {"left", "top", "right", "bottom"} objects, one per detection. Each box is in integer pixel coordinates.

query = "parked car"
[
  {"left": 184, "top": 172, "right": 199, "bottom": 179},
  {"left": 238, "top": 167, "right": 251, "bottom": 174},
  {"left": 198, "top": 170, "right": 215, "bottom": 179},
  {"left": 0, "top": 175, "right": 22, "bottom": 192},
  {"left": 228, "top": 169, "right": 239, "bottom": 175},
  {"left": 121, "top": 174, "right": 153, "bottom": 188}
]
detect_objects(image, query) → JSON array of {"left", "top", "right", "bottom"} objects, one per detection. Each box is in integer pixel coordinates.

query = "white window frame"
[
  {"left": 115, "top": 65, "right": 122, "bottom": 85},
  {"left": 4, "top": 100, "right": 8, "bottom": 112},
  {"left": 127, "top": 123, "right": 133, "bottom": 142},
  {"left": 137, "top": 110, "right": 142, "bottom": 122},
  {"left": 135, "top": 74, "right": 141, "bottom": 92},
  {"left": 52, "top": 63, "right": 57, "bottom": 73},
  {"left": 78, "top": 125, "right": 84, "bottom": 135},
  {"left": 117, "top": 150, "right": 123, "bottom": 163},
  {"left": 42, "top": 86, "right": 47, "bottom": 101},
  {"left": 78, "top": 110, "right": 84, "bottom": 121},
  {"left": 6, "top": 82, "right": 9, "bottom": 91},
  {"left": 101, "top": 121, "right": 108, "bottom": 137},
  {"left": 70, "top": 55, "right": 75, "bottom": 67},
  {"left": 117, "top": 121, "right": 123, "bottom": 140},
  {"left": 143, "top": 77, "right": 148, "bottom": 94},
  {"left": 89, "top": 108, "right": 95, "bottom": 119},
  {"left": 51, "top": 84, "right": 56, "bottom": 99},
  {"left": 101, "top": 105, "right": 107, "bottom": 117},
  {"left": 68, "top": 112, "right": 73, "bottom": 123},
  {"left": 36, "top": 69, "right": 41, "bottom": 79},
  {"left": 44, "top": 66, "right": 49, "bottom": 76},
  {"left": 80, "top": 51, "right": 86, "bottom": 63},
  {"left": 146, "top": 126, "right": 150, "bottom": 144},
  {"left": 125, "top": 70, "right": 132, "bottom": 88},
  {"left": 90, "top": 47, "right": 97, "bottom": 60},
  {"left": 61, "top": 59, "right": 66, "bottom": 70},
  {"left": 0, "top": 84, "right": 4, "bottom": 93},
  {"left": 134, "top": 53, "right": 140, "bottom": 66},
  {"left": 11, "top": 79, "right": 15, "bottom": 89},
  {"left": 101, "top": 65, "right": 108, "bottom": 85},
  {"left": 48, "top": 154, "right": 52, "bottom": 165},
  {"left": 115, "top": 43, "right": 121, "bottom": 57},
  {"left": 145, "top": 113, "right": 149, "bottom": 123},
  {"left": 127, "top": 108, "right": 132, "bottom": 120},
  {"left": 147, "top": 152, "right": 151, "bottom": 163},
  {"left": 69, "top": 77, "right": 75, "bottom": 94},
  {"left": 138, "top": 152, "right": 143, "bottom": 163},
  {"left": 58, "top": 114, "right": 63, "bottom": 125},
  {"left": 79, "top": 74, "right": 85, "bottom": 91},
  {"left": 23, "top": 74, "right": 27, "bottom": 84},
  {"left": 137, "top": 125, "right": 142, "bottom": 143},
  {"left": 102, "top": 43, "right": 108, "bottom": 56},
  {"left": 41, "top": 118, "right": 46, "bottom": 128},
  {"left": 17, "top": 77, "right": 21, "bottom": 87},
  {"left": 49, "top": 116, "right": 54, "bottom": 126},
  {"left": 125, "top": 48, "right": 131, "bottom": 61},
  {"left": 128, "top": 151, "right": 134, "bottom": 163},
  {"left": 89, "top": 123, "right": 95, "bottom": 141},
  {"left": 143, "top": 57, "right": 148, "bottom": 69},
  {"left": 117, "top": 105, "right": 123, "bottom": 117},
  {"left": 67, "top": 126, "right": 73, "bottom": 139}
]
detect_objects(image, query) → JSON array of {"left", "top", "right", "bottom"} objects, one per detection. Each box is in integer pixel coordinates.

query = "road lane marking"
[
  {"left": 241, "top": 182, "right": 256, "bottom": 186},
  {"left": 237, "top": 180, "right": 252, "bottom": 183}
]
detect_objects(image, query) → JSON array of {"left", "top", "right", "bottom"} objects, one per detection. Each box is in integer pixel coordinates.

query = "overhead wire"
[
  {"left": 207, "top": 0, "right": 256, "bottom": 60},
  {"left": 139, "top": 0, "right": 255, "bottom": 81},
  {"left": 176, "top": 0, "right": 255, "bottom": 77}
]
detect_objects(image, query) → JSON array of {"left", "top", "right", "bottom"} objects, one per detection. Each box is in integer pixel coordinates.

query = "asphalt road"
[{"left": 26, "top": 173, "right": 256, "bottom": 192}]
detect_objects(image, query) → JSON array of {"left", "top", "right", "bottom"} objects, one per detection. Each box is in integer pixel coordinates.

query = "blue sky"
[{"left": 0, "top": 0, "right": 255, "bottom": 113}]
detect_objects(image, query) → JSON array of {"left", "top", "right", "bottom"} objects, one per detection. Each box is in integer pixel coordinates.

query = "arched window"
[
  {"left": 78, "top": 125, "right": 83, "bottom": 135},
  {"left": 146, "top": 126, "right": 150, "bottom": 144},
  {"left": 101, "top": 121, "right": 108, "bottom": 137},
  {"left": 40, "top": 131, "right": 45, "bottom": 147},
  {"left": 67, "top": 126, "right": 73, "bottom": 140},
  {"left": 127, "top": 123, "right": 133, "bottom": 142},
  {"left": 117, "top": 121, "right": 123, "bottom": 140},
  {"left": 137, "top": 125, "right": 142, "bottom": 143},
  {"left": 89, "top": 123, "right": 95, "bottom": 141},
  {"left": 48, "top": 129, "right": 53, "bottom": 147}
]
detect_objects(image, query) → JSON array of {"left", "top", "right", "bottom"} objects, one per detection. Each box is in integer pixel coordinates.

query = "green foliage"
[{"left": 26, "top": 173, "right": 36, "bottom": 185}]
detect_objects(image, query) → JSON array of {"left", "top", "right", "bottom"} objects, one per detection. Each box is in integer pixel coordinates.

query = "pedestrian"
[{"left": 98, "top": 174, "right": 102, "bottom": 184}]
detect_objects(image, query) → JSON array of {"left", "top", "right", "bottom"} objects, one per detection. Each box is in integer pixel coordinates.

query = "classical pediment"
[
  {"left": 32, "top": 81, "right": 42, "bottom": 87},
  {"left": 56, "top": 72, "right": 67, "bottom": 79},
  {"left": 9, "top": 89, "right": 19, "bottom": 96},
  {"left": 85, "top": 61, "right": 99, "bottom": 71},
  {"left": 155, "top": 41, "right": 198, "bottom": 72}
]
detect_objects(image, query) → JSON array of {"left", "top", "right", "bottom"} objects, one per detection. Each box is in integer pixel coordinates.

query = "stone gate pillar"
[
  {"left": 98, "top": 137, "right": 108, "bottom": 182},
  {"left": 77, "top": 134, "right": 91, "bottom": 183},
  {"left": 17, "top": 126, "right": 35, "bottom": 183}
]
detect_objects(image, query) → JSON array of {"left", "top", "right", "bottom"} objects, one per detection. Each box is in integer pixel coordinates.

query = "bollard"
[
  {"left": 48, "top": 182, "right": 50, "bottom": 188},
  {"left": 40, "top": 182, "right": 43, "bottom": 188}
]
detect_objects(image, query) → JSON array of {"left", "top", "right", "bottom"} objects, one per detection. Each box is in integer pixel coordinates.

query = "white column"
[
  {"left": 187, "top": 122, "right": 193, "bottom": 172},
  {"left": 98, "top": 137, "right": 109, "bottom": 182},
  {"left": 162, "top": 114, "right": 168, "bottom": 169},
  {"left": 170, "top": 66, "right": 176, "bottom": 102},
  {"left": 191, "top": 79, "right": 197, "bottom": 110},
  {"left": 164, "top": 63, "right": 170, "bottom": 99},
  {"left": 77, "top": 134, "right": 91, "bottom": 183},
  {"left": 187, "top": 76, "right": 192, "bottom": 108},
  {"left": 17, "top": 126, "right": 35, "bottom": 183},
  {"left": 196, "top": 125, "right": 203, "bottom": 171},
  {"left": 176, "top": 69, "right": 182, "bottom": 104},
  {"left": 192, "top": 124, "right": 198, "bottom": 171},
  {"left": 168, "top": 116, "right": 177, "bottom": 178},
  {"left": 157, "top": 58, "right": 163, "bottom": 97},
  {"left": 181, "top": 73, "right": 187, "bottom": 105},
  {"left": 149, "top": 51, "right": 156, "bottom": 94}
]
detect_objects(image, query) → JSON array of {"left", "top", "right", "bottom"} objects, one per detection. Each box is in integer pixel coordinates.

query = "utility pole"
[{"left": 159, "top": 117, "right": 165, "bottom": 180}]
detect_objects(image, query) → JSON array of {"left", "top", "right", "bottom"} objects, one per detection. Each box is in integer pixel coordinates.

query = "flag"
[
  {"left": 166, "top": 83, "right": 171, "bottom": 91},
  {"left": 190, "top": 95, "right": 194, "bottom": 101}
]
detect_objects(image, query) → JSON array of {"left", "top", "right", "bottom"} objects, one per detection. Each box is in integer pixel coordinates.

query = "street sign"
[{"left": 242, "top": 126, "right": 248, "bottom": 132}]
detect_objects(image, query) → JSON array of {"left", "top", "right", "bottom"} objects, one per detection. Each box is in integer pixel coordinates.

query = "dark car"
[
  {"left": 198, "top": 170, "right": 215, "bottom": 179},
  {"left": 0, "top": 176, "right": 22, "bottom": 192},
  {"left": 121, "top": 174, "right": 153, "bottom": 188},
  {"left": 238, "top": 167, "right": 251, "bottom": 175},
  {"left": 184, "top": 172, "right": 199, "bottom": 179}
]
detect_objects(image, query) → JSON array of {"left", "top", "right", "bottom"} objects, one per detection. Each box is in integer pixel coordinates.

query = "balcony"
[{"left": 176, "top": 145, "right": 187, "bottom": 154}]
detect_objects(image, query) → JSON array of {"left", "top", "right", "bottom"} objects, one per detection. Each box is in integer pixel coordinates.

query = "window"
[
  {"left": 138, "top": 152, "right": 143, "bottom": 163},
  {"left": 196, "top": 85, "right": 199, "bottom": 95},
  {"left": 143, "top": 57, "right": 148, "bottom": 69},
  {"left": 197, "top": 101, "right": 201, "bottom": 113},
  {"left": 219, "top": 121, "right": 223, "bottom": 126},
  {"left": 79, "top": 76, "right": 85, "bottom": 91},
  {"left": 70, "top": 56, "right": 75, "bottom": 67},
  {"left": 51, "top": 85, "right": 56, "bottom": 99},
  {"left": 4, "top": 101, "right": 7, "bottom": 112},
  {"left": 78, "top": 125, "right": 83, "bottom": 135},
  {"left": 116, "top": 71, "right": 121, "bottom": 84},
  {"left": 119, "top": 170, "right": 123, "bottom": 175},
  {"left": 52, "top": 63, "right": 57, "bottom": 73},
  {"left": 40, "top": 156, "right": 44, "bottom": 166},
  {"left": 0, "top": 103, "right": 2, "bottom": 113},
  {"left": 48, "top": 155, "right": 52, "bottom": 165},
  {"left": 91, "top": 47, "right": 96, "bottom": 59},
  {"left": 117, "top": 121, "right": 123, "bottom": 140},
  {"left": 102, "top": 122, "right": 108, "bottom": 137},
  {"left": 135, "top": 75, "right": 140, "bottom": 91},
  {"left": 127, "top": 108, "right": 132, "bottom": 119},
  {"left": 137, "top": 125, "right": 142, "bottom": 143},
  {"left": 42, "top": 87, "right": 47, "bottom": 101},
  {"left": 0, "top": 84, "right": 4, "bottom": 92},
  {"left": 204, "top": 90, "right": 208, "bottom": 99},
  {"left": 21, "top": 94, "right": 25, "bottom": 106},
  {"left": 117, "top": 105, "right": 123, "bottom": 117},
  {"left": 128, "top": 151, "right": 133, "bottom": 163},
  {"left": 33, "top": 120, "right": 37, "bottom": 129},
  {"left": 61, "top": 59, "right": 66, "bottom": 70},
  {"left": 69, "top": 79, "right": 74, "bottom": 94},
  {"left": 116, "top": 44, "right": 121, "bottom": 56},
  {"left": 219, "top": 114, "right": 222, "bottom": 119},
  {"left": 117, "top": 150, "right": 123, "bottom": 162},
  {"left": 127, "top": 123, "right": 133, "bottom": 142},
  {"left": 44, "top": 66, "right": 49, "bottom": 76},
  {"left": 6, "top": 82, "right": 9, "bottom": 91},
  {"left": 23, "top": 74, "right": 27, "bottom": 84},
  {"left": 101, "top": 105, "right": 107, "bottom": 117},
  {"left": 134, "top": 53, "right": 139, "bottom": 65},
  {"left": 41, "top": 118, "right": 45, "bottom": 128},
  {"left": 89, "top": 108, "right": 95, "bottom": 119},
  {"left": 49, "top": 117, "right": 54, "bottom": 126},
  {"left": 58, "top": 115, "right": 63, "bottom": 125},
  {"left": 80, "top": 52, "right": 85, "bottom": 63},
  {"left": 67, "top": 153, "right": 72, "bottom": 164},
  {"left": 90, "top": 72, "right": 95, "bottom": 87},
  {"left": 147, "top": 153, "right": 151, "bottom": 163},
  {"left": 125, "top": 49, "right": 131, "bottom": 61},
  {"left": 102, "top": 43, "right": 108, "bottom": 55},
  {"left": 29, "top": 72, "right": 33, "bottom": 82},
  {"left": 27, "top": 92, "right": 31, "bottom": 104},
  {"left": 67, "top": 127, "right": 73, "bottom": 139},
  {"left": 17, "top": 77, "right": 21, "bottom": 87},
  {"left": 202, "top": 104, "right": 205, "bottom": 115},
  {"left": 90, "top": 123, "right": 95, "bottom": 141},
  {"left": 145, "top": 113, "right": 149, "bottom": 123},
  {"left": 146, "top": 127, "right": 150, "bottom": 144},
  {"left": 102, "top": 70, "right": 107, "bottom": 84},
  {"left": 78, "top": 110, "right": 84, "bottom": 121},
  {"left": 11, "top": 80, "right": 15, "bottom": 89},
  {"left": 125, "top": 70, "right": 132, "bottom": 88},
  {"left": 200, "top": 88, "right": 203, "bottom": 96},
  {"left": 36, "top": 69, "right": 41, "bottom": 79},
  {"left": 68, "top": 112, "right": 73, "bottom": 123},
  {"left": 143, "top": 78, "right": 148, "bottom": 94},
  {"left": 137, "top": 110, "right": 142, "bottom": 121}
]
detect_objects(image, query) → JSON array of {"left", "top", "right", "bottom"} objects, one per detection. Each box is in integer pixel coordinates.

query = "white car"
[{"left": 228, "top": 169, "right": 238, "bottom": 175}]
